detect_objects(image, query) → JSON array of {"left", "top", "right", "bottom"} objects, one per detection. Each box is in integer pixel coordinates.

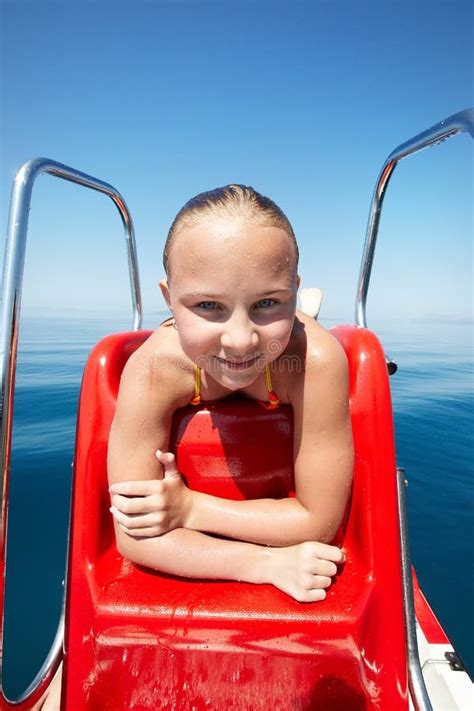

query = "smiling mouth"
[{"left": 215, "top": 356, "right": 259, "bottom": 370}]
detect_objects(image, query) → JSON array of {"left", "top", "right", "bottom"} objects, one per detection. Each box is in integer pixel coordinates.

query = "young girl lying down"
[
  {"left": 108, "top": 184, "right": 354, "bottom": 600},
  {"left": 37, "top": 185, "right": 353, "bottom": 710}
]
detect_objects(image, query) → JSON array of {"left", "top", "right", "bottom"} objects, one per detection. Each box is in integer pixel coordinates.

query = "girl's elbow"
[
  {"left": 114, "top": 525, "right": 141, "bottom": 563},
  {"left": 308, "top": 513, "right": 345, "bottom": 545}
]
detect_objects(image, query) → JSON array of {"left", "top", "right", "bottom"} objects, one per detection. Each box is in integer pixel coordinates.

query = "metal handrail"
[
  {"left": 355, "top": 108, "right": 474, "bottom": 330},
  {"left": 356, "top": 111, "right": 474, "bottom": 707},
  {"left": 0, "top": 158, "right": 142, "bottom": 705},
  {"left": 396, "top": 468, "right": 433, "bottom": 711},
  {"left": 12, "top": 594, "right": 65, "bottom": 706}
]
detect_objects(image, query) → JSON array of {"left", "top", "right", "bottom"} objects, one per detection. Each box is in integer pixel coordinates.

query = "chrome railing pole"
[
  {"left": 11, "top": 596, "right": 65, "bottom": 706},
  {"left": 0, "top": 158, "right": 142, "bottom": 706},
  {"left": 354, "top": 111, "right": 473, "bottom": 708},
  {"left": 355, "top": 108, "right": 474, "bottom": 330},
  {"left": 396, "top": 468, "right": 433, "bottom": 711}
]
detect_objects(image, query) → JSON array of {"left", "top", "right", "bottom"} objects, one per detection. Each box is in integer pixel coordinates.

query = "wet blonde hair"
[{"left": 163, "top": 184, "right": 299, "bottom": 279}]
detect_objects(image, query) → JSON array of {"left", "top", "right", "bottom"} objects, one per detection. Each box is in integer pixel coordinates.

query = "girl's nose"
[{"left": 220, "top": 314, "right": 259, "bottom": 354}]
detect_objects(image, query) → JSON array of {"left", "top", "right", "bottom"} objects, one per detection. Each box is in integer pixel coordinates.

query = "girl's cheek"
[
  {"left": 178, "top": 317, "right": 291, "bottom": 353},
  {"left": 179, "top": 327, "right": 216, "bottom": 357},
  {"left": 264, "top": 323, "right": 293, "bottom": 356}
]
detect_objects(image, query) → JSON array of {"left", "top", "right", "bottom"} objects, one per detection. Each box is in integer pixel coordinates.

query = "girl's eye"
[
  {"left": 197, "top": 301, "right": 219, "bottom": 311},
  {"left": 255, "top": 299, "right": 276, "bottom": 309}
]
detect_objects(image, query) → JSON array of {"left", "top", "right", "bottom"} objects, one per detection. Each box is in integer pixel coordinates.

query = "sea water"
[{"left": 2, "top": 314, "right": 473, "bottom": 698}]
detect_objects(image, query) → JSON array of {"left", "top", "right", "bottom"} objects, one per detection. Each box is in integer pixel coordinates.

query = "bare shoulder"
[
  {"left": 299, "top": 311, "right": 346, "bottom": 360},
  {"left": 286, "top": 312, "right": 349, "bottom": 400},
  {"left": 118, "top": 321, "right": 196, "bottom": 415}
]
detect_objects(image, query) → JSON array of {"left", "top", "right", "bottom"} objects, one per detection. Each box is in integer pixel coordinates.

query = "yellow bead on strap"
[
  {"left": 190, "top": 365, "right": 201, "bottom": 405},
  {"left": 265, "top": 365, "right": 280, "bottom": 408}
]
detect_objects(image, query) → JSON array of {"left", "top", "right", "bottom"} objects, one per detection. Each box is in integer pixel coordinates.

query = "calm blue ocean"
[{"left": 3, "top": 313, "right": 473, "bottom": 698}]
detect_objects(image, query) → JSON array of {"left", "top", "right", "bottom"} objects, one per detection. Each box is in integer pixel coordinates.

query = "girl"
[
  {"left": 108, "top": 184, "right": 353, "bottom": 599},
  {"left": 38, "top": 185, "right": 353, "bottom": 710}
]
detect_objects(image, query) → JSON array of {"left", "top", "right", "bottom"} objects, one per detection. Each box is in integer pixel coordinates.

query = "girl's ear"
[{"left": 159, "top": 279, "right": 172, "bottom": 310}]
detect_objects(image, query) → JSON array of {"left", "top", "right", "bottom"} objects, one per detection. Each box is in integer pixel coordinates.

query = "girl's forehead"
[{"left": 169, "top": 219, "right": 297, "bottom": 282}]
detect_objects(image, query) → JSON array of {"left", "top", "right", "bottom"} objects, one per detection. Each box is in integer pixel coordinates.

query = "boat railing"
[
  {"left": 357, "top": 110, "right": 473, "bottom": 711},
  {"left": 0, "top": 158, "right": 142, "bottom": 706},
  {"left": 355, "top": 107, "right": 474, "bottom": 375},
  {"left": 2, "top": 116, "right": 472, "bottom": 707},
  {"left": 397, "top": 468, "right": 434, "bottom": 711}
]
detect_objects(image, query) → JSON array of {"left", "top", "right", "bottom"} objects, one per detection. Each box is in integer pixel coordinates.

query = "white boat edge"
[{"left": 410, "top": 622, "right": 474, "bottom": 710}]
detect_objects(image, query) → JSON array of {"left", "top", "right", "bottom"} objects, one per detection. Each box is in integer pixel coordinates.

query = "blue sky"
[{"left": 1, "top": 0, "right": 472, "bottom": 325}]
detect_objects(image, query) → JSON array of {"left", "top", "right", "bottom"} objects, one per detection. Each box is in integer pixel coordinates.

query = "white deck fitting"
[{"left": 409, "top": 622, "right": 474, "bottom": 710}]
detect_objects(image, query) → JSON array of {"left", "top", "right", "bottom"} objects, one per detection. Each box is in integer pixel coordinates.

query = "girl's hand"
[
  {"left": 265, "top": 541, "right": 345, "bottom": 603},
  {"left": 109, "top": 450, "right": 194, "bottom": 537}
]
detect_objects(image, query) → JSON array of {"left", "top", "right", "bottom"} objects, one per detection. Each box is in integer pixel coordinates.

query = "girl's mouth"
[{"left": 215, "top": 356, "right": 259, "bottom": 370}]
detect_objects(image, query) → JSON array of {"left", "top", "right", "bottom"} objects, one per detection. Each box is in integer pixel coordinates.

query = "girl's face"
[{"left": 160, "top": 216, "right": 300, "bottom": 390}]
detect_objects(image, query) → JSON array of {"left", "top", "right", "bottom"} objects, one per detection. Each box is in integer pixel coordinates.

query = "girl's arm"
[
  {"left": 111, "top": 333, "right": 353, "bottom": 547},
  {"left": 109, "top": 336, "right": 344, "bottom": 597},
  {"left": 118, "top": 525, "right": 344, "bottom": 604},
  {"left": 186, "top": 334, "right": 353, "bottom": 545}
]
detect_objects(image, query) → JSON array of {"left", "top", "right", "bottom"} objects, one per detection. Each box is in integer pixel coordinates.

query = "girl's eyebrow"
[
  {"left": 183, "top": 289, "right": 293, "bottom": 300},
  {"left": 183, "top": 292, "right": 226, "bottom": 299}
]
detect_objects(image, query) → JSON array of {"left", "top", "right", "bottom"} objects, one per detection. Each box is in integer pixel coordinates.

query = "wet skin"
[
  {"left": 107, "top": 215, "right": 353, "bottom": 597},
  {"left": 38, "top": 215, "right": 354, "bottom": 710},
  {"left": 159, "top": 217, "right": 300, "bottom": 394}
]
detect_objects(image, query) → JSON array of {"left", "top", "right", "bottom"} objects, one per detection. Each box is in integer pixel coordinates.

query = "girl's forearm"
[
  {"left": 116, "top": 524, "right": 272, "bottom": 583},
  {"left": 186, "top": 492, "right": 323, "bottom": 546}
]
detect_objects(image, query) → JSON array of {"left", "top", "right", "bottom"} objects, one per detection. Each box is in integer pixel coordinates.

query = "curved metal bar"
[
  {"left": 0, "top": 158, "right": 142, "bottom": 705},
  {"left": 355, "top": 108, "right": 474, "bottom": 329},
  {"left": 12, "top": 594, "right": 65, "bottom": 706},
  {"left": 396, "top": 468, "right": 433, "bottom": 711}
]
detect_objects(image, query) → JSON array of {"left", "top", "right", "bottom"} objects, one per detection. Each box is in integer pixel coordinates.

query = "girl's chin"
[
  {"left": 221, "top": 377, "right": 256, "bottom": 391},
  {"left": 215, "top": 365, "right": 261, "bottom": 389},
  {"left": 218, "top": 367, "right": 258, "bottom": 384}
]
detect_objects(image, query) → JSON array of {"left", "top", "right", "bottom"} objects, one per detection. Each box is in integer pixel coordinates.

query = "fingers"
[
  {"left": 110, "top": 506, "right": 162, "bottom": 530},
  {"left": 306, "top": 574, "right": 333, "bottom": 590},
  {"left": 293, "top": 587, "right": 327, "bottom": 603},
  {"left": 110, "top": 493, "right": 162, "bottom": 514},
  {"left": 156, "top": 450, "right": 180, "bottom": 478},
  {"left": 301, "top": 541, "right": 345, "bottom": 564},
  {"left": 111, "top": 506, "right": 168, "bottom": 537},
  {"left": 303, "top": 589, "right": 327, "bottom": 603},
  {"left": 108, "top": 450, "right": 180, "bottom": 495},
  {"left": 305, "top": 559, "right": 338, "bottom": 577},
  {"left": 299, "top": 569, "right": 333, "bottom": 593},
  {"left": 312, "top": 541, "right": 345, "bottom": 563},
  {"left": 109, "top": 480, "right": 161, "bottom": 496},
  {"left": 296, "top": 541, "right": 345, "bottom": 601}
]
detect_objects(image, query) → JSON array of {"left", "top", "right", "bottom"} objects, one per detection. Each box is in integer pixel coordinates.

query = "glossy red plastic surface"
[{"left": 62, "top": 326, "right": 409, "bottom": 710}]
